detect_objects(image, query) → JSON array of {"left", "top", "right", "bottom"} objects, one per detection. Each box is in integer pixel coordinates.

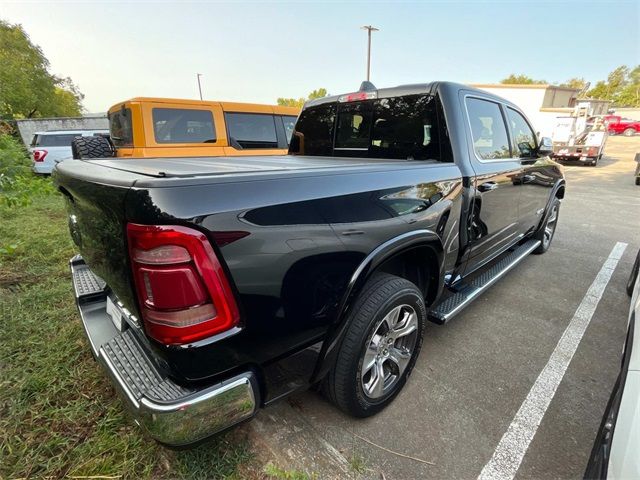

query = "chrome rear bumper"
[{"left": 70, "top": 255, "right": 258, "bottom": 446}]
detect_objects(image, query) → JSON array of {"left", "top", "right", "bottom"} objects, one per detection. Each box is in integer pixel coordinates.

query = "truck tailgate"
[{"left": 53, "top": 160, "right": 142, "bottom": 314}]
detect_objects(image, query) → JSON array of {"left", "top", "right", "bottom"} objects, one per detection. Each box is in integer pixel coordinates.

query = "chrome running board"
[{"left": 428, "top": 239, "right": 541, "bottom": 324}]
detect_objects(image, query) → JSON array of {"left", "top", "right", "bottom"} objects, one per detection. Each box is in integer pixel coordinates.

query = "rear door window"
[
  {"left": 225, "top": 113, "right": 278, "bottom": 149},
  {"left": 35, "top": 134, "right": 77, "bottom": 147},
  {"left": 109, "top": 108, "right": 134, "bottom": 147},
  {"left": 465, "top": 97, "right": 511, "bottom": 160},
  {"left": 152, "top": 108, "right": 216, "bottom": 144}
]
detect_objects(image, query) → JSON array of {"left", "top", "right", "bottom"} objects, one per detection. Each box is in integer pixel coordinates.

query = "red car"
[{"left": 604, "top": 115, "right": 640, "bottom": 136}]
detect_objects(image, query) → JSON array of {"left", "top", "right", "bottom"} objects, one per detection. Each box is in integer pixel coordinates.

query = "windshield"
[{"left": 290, "top": 94, "right": 451, "bottom": 161}]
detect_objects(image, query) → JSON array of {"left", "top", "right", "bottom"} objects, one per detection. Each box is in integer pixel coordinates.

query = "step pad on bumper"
[
  {"left": 429, "top": 239, "right": 541, "bottom": 324},
  {"left": 102, "top": 331, "right": 193, "bottom": 403},
  {"left": 71, "top": 255, "right": 106, "bottom": 302}
]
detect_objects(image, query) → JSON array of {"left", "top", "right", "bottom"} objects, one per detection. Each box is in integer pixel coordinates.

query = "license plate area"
[{"left": 106, "top": 296, "right": 126, "bottom": 332}]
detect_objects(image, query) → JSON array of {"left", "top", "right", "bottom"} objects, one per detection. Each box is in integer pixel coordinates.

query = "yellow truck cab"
[{"left": 107, "top": 98, "right": 299, "bottom": 158}]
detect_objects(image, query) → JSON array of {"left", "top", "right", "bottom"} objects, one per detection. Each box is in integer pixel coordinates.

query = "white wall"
[
  {"left": 473, "top": 86, "right": 569, "bottom": 139},
  {"left": 15, "top": 116, "right": 108, "bottom": 146},
  {"left": 613, "top": 108, "right": 640, "bottom": 121}
]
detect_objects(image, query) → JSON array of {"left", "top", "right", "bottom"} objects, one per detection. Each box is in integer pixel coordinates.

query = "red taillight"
[
  {"left": 33, "top": 150, "right": 48, "bottom": 162},
  {"left": 127, "top": 224, "right": 240, "bottom": 345}
]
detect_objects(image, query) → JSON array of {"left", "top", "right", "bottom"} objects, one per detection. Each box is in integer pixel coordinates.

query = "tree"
[
  {"left": 277, "top": 88, "right": 328, "bottom": 108},
  {"left": 500, "top": 74, "right": 547, "bottom": 85},
  {"left": 586, "top": 65, "right": 640, "bottom": 106},
  {"left": 0, "top": 20, "right": 83, "bottom": 119},
  {"left": 616, "top": 65, "right": 640, "bottom": 107},
  {"left": 559, "top": 77, "right": 588, "bottom": 90}
]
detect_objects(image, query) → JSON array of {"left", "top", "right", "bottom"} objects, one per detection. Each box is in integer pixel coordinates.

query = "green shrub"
[{"left": 0, "top": 134, "right": 55, "bottom": 207}]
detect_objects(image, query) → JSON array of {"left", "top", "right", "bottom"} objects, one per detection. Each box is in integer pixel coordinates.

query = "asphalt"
[{"left": 246, "top": 136, "right": 640, "bottom": 479}]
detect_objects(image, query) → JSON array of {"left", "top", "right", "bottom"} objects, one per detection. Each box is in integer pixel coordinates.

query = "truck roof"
[
  {"left": 108, "top": 98, "right": 300, "bottom": 116},
  {"left": 304, "top": 81, "right": 516, "bottom": 109}
]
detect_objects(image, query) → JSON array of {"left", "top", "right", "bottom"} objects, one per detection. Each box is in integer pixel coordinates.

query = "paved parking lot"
[{"left": 247, "top": 136, "right": 640, "bottom": 479}]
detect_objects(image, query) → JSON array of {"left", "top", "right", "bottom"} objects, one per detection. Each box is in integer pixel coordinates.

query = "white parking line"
[{"left": 478, "top": 241, "right": 628, "bottom": 480}]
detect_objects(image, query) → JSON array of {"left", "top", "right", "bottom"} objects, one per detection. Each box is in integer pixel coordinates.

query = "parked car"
[
  {"left": 30, "top": 130, "right": 108, "bottom": 174},
  {"left": 53, "top": 81, "right": 565, "bottom": 447},
  {"left": 604, "top": 115, "right": 640, "bottom": 136},
  {"left": 71, "top": 98, "right": 299, "bottom": 160},
  {"left": 585, "top": 249, "right": 640, "bottom": 479}
]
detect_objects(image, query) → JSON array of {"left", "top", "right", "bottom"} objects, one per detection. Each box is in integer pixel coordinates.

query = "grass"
[
  {"left": 0, "top": 190, "right": 254, "bottom": 479},
  {"left": 263, "top": 463, "right": 317, "bottom": 480}
]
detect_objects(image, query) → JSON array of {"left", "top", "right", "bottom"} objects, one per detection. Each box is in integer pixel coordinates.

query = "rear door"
[{"left": 462, "top": 95, "right": 522, "bottom": 272}]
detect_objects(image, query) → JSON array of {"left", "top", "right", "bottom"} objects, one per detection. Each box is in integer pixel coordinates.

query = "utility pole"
[
  {"left": 361, "top": 25, "right": 379, "bottom": 81},
  {"left": 196, "top": 73, "right": 203, "bottom": 100}
]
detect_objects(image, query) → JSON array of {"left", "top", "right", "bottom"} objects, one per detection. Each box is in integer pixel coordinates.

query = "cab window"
[
  {"left": 280, "top": 115, "right": 297, "bottom": 144},
  {"left": 152, "top": 108, "right": 216, "bottom": 144},
  {"left": 289, "top": 104, "right": 336, "bottom": 156},
  {"left": 466, "top": 97, "right": 511, "bottom": 160},
  {"left": 225, "top": 113, "right": 278, "bottom": 149},
  {"left": 506, "top": 108, "right": 537, "bottom": 157},
  {"left": 109, "top": 108, "right": 133, "bottom": 147}
]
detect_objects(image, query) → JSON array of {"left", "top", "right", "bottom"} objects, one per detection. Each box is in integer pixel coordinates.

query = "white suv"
[{"left": 30, "top": 130, "right": 109, "bottom": 174}]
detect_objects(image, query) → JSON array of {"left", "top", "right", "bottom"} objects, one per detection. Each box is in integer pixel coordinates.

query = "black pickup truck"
[{"left": 54, "top": 81, "right": 565, "bottom": 447}]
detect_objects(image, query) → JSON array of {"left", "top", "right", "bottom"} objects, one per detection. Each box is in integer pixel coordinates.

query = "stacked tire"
[{"left": 71, "top": 135, "right": 115, "bottom": 159}]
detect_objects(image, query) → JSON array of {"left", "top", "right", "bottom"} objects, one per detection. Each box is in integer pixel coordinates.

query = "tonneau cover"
[{"left": 88, "top": 155, "right": 408, "bottom": 178}]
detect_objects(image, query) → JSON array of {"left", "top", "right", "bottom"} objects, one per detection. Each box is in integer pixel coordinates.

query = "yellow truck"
[{"left": 72, "top": 97, "right": 299, "bottom": 159}]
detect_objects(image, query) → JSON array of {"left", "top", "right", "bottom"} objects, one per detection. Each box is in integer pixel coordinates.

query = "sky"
[{"left": 1, "top": 0, "right": 638, "bottom": 113}]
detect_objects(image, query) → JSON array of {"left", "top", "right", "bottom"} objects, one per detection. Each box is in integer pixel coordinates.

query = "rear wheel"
[
  {"left": 72, "top": 135, "right": 114, "bottom": 159},
  {"left": 533, "top": 197, "right": 560, "bottom": 254},
  {"left": 323, "top": 274, "right": 426, "bottom": 417},
  {"left": 623, "top": 128, "right": 636, "bottom": 137}
]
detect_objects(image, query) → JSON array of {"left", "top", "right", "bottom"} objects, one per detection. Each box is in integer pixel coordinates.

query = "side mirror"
[{"left": 537, "top": 137, "right": 553, "bottom": 156}]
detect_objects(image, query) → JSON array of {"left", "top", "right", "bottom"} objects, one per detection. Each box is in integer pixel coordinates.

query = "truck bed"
[{"left": 68, "top": 155, "right": 422, "bottom": 187}]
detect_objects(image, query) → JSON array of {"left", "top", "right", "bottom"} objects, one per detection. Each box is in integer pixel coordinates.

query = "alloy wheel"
[{"left": 360, "top": 304, "right": 419, "bottom": 399}]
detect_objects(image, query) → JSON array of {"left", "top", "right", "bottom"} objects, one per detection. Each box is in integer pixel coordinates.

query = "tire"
[
  {"left": 323, "top": 274, "right": 426, "bottom": 417},
  {"left": 636, "top": 176, "right": 640, "bottom": 186},
  {"left": 533, "top": 197, "right": 560, "bottom": 254},
  {"left": 627, "top": 250, "right": 640, "bottom": 297},
  {"left": 71, "top": 135, "right": 114, "bottom": 159},
  {"left": 623, "top": 128, "right": 636, "bottom": 137},
  {"left": 608, "top": 130, "right": 616, "bottom": 136}
]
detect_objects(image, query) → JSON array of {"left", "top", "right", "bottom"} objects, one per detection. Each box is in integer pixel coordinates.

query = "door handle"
[
  {"left": 478, "top": 182, "right": 498, "bottom": 192},
  {"left": 341, "top": 229, "right": 365, "bottom": 236}
]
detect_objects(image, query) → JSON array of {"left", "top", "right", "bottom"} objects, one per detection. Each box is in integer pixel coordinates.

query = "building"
[{"left": 471, "top": 84, "right": 610, "bottom": 138}]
